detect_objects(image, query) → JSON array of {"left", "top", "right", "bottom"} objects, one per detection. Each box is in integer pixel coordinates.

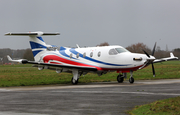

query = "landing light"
[{"left": 133, "top": 58, "right": 142, "bottom": 61}]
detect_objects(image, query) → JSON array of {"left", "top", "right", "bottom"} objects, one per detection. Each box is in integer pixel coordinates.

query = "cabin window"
[
  {"left": 109, "top": 49, "right": 118, "bottom": 55},
  {"left": 47, "top": 47, "right": 58, "bottom": 51},
  {"left": 70, "top": 53, "right": 73, "bottom": 59},
  {"left": 83, "top": 53, "right": 86, "bottom": 58},
  {"left": 90, "top": 52, "right": 93, "bottom": 57},
  {"left": 98, "top": 51, "right": 101, "bottom": 57},
  {"left": 76, "top": 53, "right": 79, "bottom": 58}
]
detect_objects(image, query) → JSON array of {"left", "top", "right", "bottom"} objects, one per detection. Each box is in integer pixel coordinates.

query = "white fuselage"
[{"left": 41, "top": 45, "right": 150, "bottom": 73}]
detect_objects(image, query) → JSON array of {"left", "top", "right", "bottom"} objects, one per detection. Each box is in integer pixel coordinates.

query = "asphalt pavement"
[{"left": 0, "top": 79, "right": 180, "bottom": 115}]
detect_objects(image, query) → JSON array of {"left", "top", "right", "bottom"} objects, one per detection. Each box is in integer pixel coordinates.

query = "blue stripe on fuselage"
[
  {"left": 69, "top": 48, "right": 131, "bottom": 66},
  {"left": 59, "top": 47, "right": 77, "bottom": 60}
]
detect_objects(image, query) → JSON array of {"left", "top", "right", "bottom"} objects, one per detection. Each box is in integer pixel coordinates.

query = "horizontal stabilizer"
[{"left": 5, "top": 31, "right": 60, "bottom": 36}]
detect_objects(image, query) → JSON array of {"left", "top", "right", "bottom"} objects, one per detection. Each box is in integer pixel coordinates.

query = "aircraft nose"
[
  {"left": 147, "top": 55, "right": 156, "bottom": 61},
  {"left": 151, "top": 55, "right": 156, "bottom": 59}
]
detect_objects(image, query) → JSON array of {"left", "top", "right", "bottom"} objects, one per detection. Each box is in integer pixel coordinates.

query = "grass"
[
  {"left": 129, "top": 96, "right": 180, "bottom": 115},
  {"left": 0, "top": 60, "right": 179, "bottom": 87}
]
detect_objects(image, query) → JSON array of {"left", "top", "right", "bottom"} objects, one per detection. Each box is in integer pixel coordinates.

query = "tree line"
[{"left": 1, "top": 42, "right": 180, "bottom": 64}]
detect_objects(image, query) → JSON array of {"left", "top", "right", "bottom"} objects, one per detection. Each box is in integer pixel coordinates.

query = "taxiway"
[{"left": 0, "top": 79, "right": 180, "bottom": 115}]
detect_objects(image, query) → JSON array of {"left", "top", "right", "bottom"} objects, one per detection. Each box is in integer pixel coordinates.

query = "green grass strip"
[
  {"left": 129, "top": 96, "right": 180, "bottom": 115},
  {"left": 0, "top": 60, "right": 179, "bottom": 87}
]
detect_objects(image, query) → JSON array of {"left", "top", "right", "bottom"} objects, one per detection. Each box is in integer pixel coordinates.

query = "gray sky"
[{"left": 0, "top": 0, "right": 180, "bottom": 50}]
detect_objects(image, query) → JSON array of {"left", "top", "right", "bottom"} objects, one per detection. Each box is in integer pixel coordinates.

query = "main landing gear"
[
  {"left": 117, "top": 74, "right": 125, "bottom": 83},
  {"left": 71, "top": 69, "right": 80, "bottom": 85},
  {"left": 117, "top": 71, "right": 134, "bottom": 84},
  {"left": 71, "top": 77, "right": 79, "bottom": 85}
]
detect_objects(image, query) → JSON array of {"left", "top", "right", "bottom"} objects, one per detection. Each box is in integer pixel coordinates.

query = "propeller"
[{"left": 142, "top": 42, "right": 156, "bottom": 77}]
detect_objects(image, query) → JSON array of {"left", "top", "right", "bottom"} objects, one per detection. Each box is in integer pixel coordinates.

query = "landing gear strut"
[
  {"left": 129, "top": 71, "right": 134, "bottom": 83},
  {"left": 71, "top": 69, "right": 80, "bottom": 85}
]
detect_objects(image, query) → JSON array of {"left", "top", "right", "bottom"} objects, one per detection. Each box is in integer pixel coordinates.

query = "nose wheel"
[
  {"left": 129, "top": 71, "right": 134, "bottom": 83},
  {"left": 129, "top": 77, "right": 134, "bottom": 83}
]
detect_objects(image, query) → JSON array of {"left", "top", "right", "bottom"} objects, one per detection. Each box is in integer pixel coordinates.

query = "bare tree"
[
  {"left": 23, "top": 49, "right": 34, "bottom": 61},
  {"left": 173, "top": 48, "right": 180, "bottom": 59},
  {"left": 126, "top": 43, "right": 151, "bottom": 54},
  {"left": 97, "top": 42, "right": 109, "bottom": 46},
  {"left": 154, "top": 46, "right": 170, "bottom": 59}
]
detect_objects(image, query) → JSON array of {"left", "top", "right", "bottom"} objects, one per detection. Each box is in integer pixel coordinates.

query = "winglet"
[
  {"left": 76, "top": 44, "right": 80, "bottom": 48},
  {"left": 170, "top": 52, "right": 175, "bottom": 58},
  {"left": 7, "top": 55, "right": 12, "bottom": 61}
]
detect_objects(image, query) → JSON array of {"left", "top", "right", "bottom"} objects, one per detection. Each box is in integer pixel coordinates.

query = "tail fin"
[
  {"left": 7, "top": 55, "right": 12, "bottom": 62},
  {"left": 170, "top": 52, "right": 175, "bottom": 58},
  {"left": 5, "top": 31, "right": 60, "bottom": 61}
]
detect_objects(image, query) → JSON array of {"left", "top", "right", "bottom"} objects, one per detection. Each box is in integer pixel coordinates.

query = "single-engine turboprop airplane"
[{"left": 5, "top": 31, "right": 178, "bottom": 84}]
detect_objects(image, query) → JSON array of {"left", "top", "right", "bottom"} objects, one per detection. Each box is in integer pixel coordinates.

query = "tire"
[
  {"left": 71, "top": 77, "right": 78, "bottom": 85},
  {"left": 117, "top": 75, "right": 124, "bottom": 83},
  {"left": 129, "top": 77, "right": 134, "bottom": 83}
]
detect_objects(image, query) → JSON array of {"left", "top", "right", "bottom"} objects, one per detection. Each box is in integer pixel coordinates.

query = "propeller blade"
[
  {"left": 142, "top": 49, "right": 150, "bottom": 58},
  {"left": 142, "top": 43, "right": 156, "bottom": 77},
  {"left": 151, "top": 42, "right": 156, "bottom": 56},
  {"left": 151, "top": 63, "right": 155, "bottom": 77}
]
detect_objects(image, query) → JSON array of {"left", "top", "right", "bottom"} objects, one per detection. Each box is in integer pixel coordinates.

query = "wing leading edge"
[{"left": 7, "top": 55, "right": 97, "bottom": 71}]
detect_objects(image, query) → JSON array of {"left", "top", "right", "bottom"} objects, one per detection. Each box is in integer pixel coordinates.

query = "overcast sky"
[{"left": 0, "top": 0, "right": 180, "bottom": 51}]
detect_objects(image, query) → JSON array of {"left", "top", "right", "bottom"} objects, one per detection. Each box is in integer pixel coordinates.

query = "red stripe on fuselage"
[
  {"left": 43, "top": 55, "right": 144, "bottom": 72},
  {"left": 43, "top": 55, "right": 102, "bottom": 70}
]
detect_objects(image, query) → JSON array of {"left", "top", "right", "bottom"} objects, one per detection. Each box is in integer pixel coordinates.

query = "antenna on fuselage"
[{"left": 76, "top": 44, "right": 80, "bottom": 48}]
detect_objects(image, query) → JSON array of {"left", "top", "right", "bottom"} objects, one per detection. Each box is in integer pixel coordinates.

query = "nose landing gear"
[
  {"left": 129, "top": 71, "right": 134, "bottom": 83},
  {"left": 117, "top": 71, "right": 134, "bottom": 84}
]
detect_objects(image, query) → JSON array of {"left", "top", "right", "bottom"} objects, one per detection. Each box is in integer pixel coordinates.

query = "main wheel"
[
  {"left": 71, "top": 77, "right": 79, "bottom": 85},
  {"left": 129, "top": 77, "right": 134, "bottom": 83},
  {"left": 117, "top": 75, "right": 124, "bottom": 83}
]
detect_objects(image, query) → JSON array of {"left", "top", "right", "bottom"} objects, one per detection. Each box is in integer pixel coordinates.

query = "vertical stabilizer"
[{"left": 29, "top": 36, "right": 48, "bottom": 61}]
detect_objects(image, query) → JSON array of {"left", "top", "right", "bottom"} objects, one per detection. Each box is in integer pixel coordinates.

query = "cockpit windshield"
[
  {"left": 109, "top": 47, "right": 129, "bottom": 55},
  {"left": 115, "top": 48, "right": 130, "bottom": 53}
]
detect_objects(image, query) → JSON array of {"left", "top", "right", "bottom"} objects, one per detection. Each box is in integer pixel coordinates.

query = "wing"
[
  {"left": 153, "top": 53, "right": 178, "bottom": 63},
  {"left": 7, "top": 55, "right": 97, "bottom": 72}
]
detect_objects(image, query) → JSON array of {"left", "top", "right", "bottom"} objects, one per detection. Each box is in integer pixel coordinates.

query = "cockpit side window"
[{"left": 109, "top": 49, "right": 118, "bottom": 55}]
